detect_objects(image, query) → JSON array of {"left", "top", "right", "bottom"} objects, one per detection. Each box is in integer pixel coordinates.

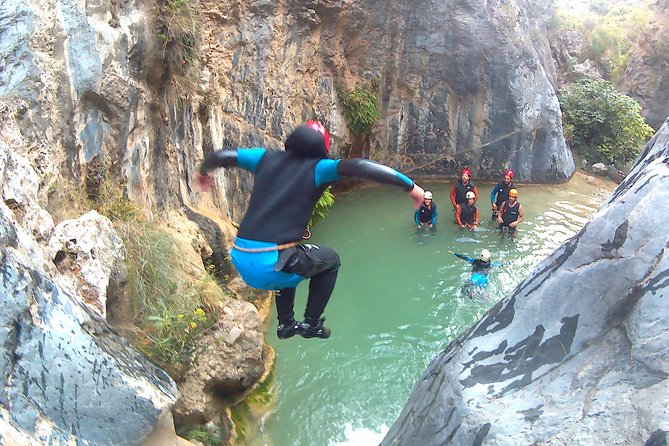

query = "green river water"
[{"left": 248, "top": 173, "right": 615, "bottom": 446}]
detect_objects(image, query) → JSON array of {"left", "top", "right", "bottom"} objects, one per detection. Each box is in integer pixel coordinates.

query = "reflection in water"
[{"left": 250, "top": 173, "right": 615, "bottom": 446}]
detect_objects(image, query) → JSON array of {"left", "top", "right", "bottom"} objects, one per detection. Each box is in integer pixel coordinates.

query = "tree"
[{"left": 560, "top": 78, "right": 653, "bottom": 165}]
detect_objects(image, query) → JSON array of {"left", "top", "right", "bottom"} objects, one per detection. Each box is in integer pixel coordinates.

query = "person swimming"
[{"left": 450, "top": 249, "right": 503, "bottom": 298}]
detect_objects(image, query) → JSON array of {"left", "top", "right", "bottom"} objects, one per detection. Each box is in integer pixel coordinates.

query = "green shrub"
[
  {"left": 560, "top": 78, "right": 653, "bottom": 165},
  {"left": 308, "top": 186, "right": 335, "bottom": 230},
  {"left": 551, "top": 3, "right": 652, "bottom": 81},
  {"left": 119, "top": 221, "right": 218, "bottom": 364},
  {"left": 142, "top": 302, "right": 214, "bottom": 364},
  {"left": 337, "top": 85, "right": 381, "bottom": 136}
]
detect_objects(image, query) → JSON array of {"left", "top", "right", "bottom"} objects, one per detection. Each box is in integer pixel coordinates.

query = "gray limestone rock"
[
  {"left": 381, "top": 118, "right": 669, "bottom": 445},
  {"left": 0, "top": 148, "right": 179, "bottom": 446}
]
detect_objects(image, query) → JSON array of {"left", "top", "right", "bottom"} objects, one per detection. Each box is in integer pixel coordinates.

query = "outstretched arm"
[
  {"left": 197, "top": 148, "right": 266, "bottom": 191},
  {"left": 337, "top": 159, "right": 424, "bottom": 209},
  {"left": 450, "top": 251, "right": 475, "bottom": 263},
  {"left": 338, "top": 159, "right": 413, "bottom": 190}
]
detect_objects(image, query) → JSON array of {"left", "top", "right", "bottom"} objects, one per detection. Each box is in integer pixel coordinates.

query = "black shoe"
[
  {"left": 298, "top": 318, "right": 331, "bottom": 339},
  {"left": 277, "top": 319, "right": 299, "bottom": 339}
]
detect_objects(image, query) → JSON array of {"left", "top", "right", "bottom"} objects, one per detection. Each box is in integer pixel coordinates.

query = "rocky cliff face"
[
  {"left": 381, "top": 118, "right": 669, "bottom": 445},
  {"left": 0, "top": 0, "right": 572, "bottom": 226},
  {"left": 619, "top": 0, "right": 669, "bottom": 131},
  {"left": 198, "top": 0, "right": 573, "bottom": 183}
]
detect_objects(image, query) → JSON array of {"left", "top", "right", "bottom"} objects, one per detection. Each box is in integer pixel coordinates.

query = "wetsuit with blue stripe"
[
  {"left": 199, "top": 145, "right": 415, "bottom": 327},
  {"left": 453, "top": 253, "right": 501, "bottom": 287},
  {"left": 415, "top": 203, "right": 437, "bottom": 226}
]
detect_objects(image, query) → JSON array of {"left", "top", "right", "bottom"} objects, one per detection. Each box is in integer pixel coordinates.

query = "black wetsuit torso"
[
  {"left": 417, "top": 204, "right": 436, "bottom": 224},
  {"left": 501, "top": 200, "right": 520, "bottom": 225},
  {"left": 472, "top": 259, "right": 491, "bottom": 273},
  {"left": 454, "top": 181, "right": 476, "bottom": 205},
  {"left": 460, "top": 203, "right": 477, "bottom": 224},
  {"left": 237, "top": 151, "right": 325, "bottom": 244},
  {"left": 494, "top": 181, "right": 515, "bottom": 207}
]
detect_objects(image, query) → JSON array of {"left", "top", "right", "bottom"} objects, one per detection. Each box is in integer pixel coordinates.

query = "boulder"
[
  {"left": 591, "top": 162, "right": 608, "bottom": 175},
  {"left": 174, "top": 297, "right": 272, "bottom": 425}
]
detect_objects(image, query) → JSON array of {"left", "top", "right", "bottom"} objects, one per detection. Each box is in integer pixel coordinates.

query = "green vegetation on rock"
[
  {"left": 337, "top": 84, "right": 381, "bottom": 136},
  {"left": 560, "top": 78, "right": 653, "bottom": 165},
  {"left": 308, "top": 186, "right": 335, "bottom": 230},
  {"left": 551, "top": 0, "right": 652, "bottom": 81}
]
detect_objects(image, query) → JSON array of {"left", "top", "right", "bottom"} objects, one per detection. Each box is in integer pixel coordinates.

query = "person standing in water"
[
  {"left": 197, "top": 121, "right": 425, "bottom": 340},
  {"left": 455, "top": 191, "right": 479, "bottom": 230},
  {"left": 415, "top": 190, "right": 437, "bottom": 230},
  {"left": 450, "top": 169, "right": 478, "bottom": 209},
  {"left": 490, "top": 169, "right": 516, "bottom": 220},
  {"left": 497, "top": 188, "right": 524, "bottom": 238}
]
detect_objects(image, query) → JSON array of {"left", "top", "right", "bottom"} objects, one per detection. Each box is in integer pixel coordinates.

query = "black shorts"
[{"left": 275, "top": 244, "right": 341, "bottom": 278}]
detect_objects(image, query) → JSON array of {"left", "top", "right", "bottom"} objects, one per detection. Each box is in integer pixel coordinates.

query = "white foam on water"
[{"left": 328, "top": 423, "right": 390, "bottom": 446}]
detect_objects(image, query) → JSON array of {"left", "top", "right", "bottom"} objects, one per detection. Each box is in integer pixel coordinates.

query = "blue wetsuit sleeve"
[
  {"left": 199, "top": 148, "right": 266, "bottom": 175},
  {"left": 237, "top": 148, "right": 266, "bottom": 172},
  {"left": 315, "top": 159, "right": 342, "bottom": 187},
  {"left": 491, "top": 261, "right": 503, "bottom": 268},
  {"left": 491, "top": 184, "right": 500, "bottom": 204},
  {"left": 454, "top": 253, "right": 474, "bottom": 263},
  {"left": 414, "top": 209, "right": 420, "bottom": 225},
  {"left": 431, "top": 205, "right": 438, "bottom": 225},
  {"left": 337, "top": 159, "right": 414, "bottom": 191}
]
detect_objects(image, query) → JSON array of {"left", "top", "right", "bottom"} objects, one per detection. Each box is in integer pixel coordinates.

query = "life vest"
[
  {"left": 454, "top": 180, "right": 475, "bottom": 205},
  {"left": 460, "top": 203, "right": 477, "bottom": 224},
  {"left": 494, "top": 180, "right": 515, "bottom": 207},
  {"left": 501, "top": 200, "right": 520, "bottom": 225},
  {"left": 417, "top": 203, "right": 436, "bottom": 223}
]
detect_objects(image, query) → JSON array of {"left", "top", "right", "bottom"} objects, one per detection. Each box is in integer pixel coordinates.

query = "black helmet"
[{"left": 285, "top": 121, "right": 330, "bottom": 159}]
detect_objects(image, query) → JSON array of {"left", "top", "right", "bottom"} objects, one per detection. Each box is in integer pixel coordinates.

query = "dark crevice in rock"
[
  {"left": 518, "top": 235, "right": 580, "bottom": 298},
  {"left": 608, "top": 247, "right": 666, "bottom": 328},
  {"left": 463, "top": 340, "right": 507, "bottom": 370},
  {"left": 472, "top": 422, "right": 491, "bottom": 446},
  {"left": 517, "top": 405, "right": 544, "bottom": 424},
  {"left": 461, "top": 315, "right": 579, "bottom": 397},
  {"left": 445, "top": 423, "right": 460, "bottom": 443},
  {"left": 470, "top": 296, "right": 516, "bottom": 339},
  {"left": 644, "top": 429, "right": 668, "bottom": 446},
  {"left": 182, "top": 206, "right": 230, "bottom": 279},
  {"left": 600, "top": 220, "right": 629, "bottom": 256}
]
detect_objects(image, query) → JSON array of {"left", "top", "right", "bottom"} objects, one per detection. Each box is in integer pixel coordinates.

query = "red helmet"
[
  {"left": 306, "top": 120, "right": 330, "bottom": 154},
  {"left": 461, "top": 169, "right": 471, "bottom": 176},
  {"left": 505, "top": 169, "right": 514, "bottom": 179}
]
